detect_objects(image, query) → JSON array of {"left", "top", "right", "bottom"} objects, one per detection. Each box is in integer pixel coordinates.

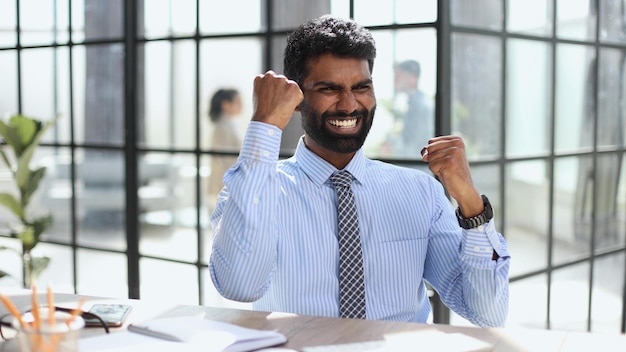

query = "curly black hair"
[{"left": 283, "top": 15, "right": 376, "bottom": 85}]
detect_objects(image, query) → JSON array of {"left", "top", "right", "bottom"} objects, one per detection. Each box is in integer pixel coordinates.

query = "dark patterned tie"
[{"left": 330, "top": 171, "right": 366, "bottom": 319}]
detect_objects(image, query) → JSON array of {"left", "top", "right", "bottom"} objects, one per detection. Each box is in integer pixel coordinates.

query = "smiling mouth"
[{"left": 328, "top": 118, "right": 357, "bottom": 128}]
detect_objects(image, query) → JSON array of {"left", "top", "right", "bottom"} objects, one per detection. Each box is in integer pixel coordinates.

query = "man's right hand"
[{"left": 251, "top": 70, "right": 304, "bottom": 130}]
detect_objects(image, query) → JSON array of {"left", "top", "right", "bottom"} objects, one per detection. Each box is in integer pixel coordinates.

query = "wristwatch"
[{"left": 455, "top": 194, "right": 493, "bottom": 229}]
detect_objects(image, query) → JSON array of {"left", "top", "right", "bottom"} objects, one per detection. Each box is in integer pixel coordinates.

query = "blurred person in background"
[{"left": 208, "top": 88, "right": 243, "bottom": 209}]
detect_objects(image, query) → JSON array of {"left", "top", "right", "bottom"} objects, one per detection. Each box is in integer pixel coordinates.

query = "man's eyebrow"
[{"left": 311, "top": 78, "right": 373, "bottom": 89}]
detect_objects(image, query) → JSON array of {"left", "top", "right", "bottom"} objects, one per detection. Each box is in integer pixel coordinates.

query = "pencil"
[
  {"left": 31, "top": 284, "right": 41, "bottom": 329},
  {"left": 0, "top": 294, "right": 27, "bottom": 328},
  {"left": 65, "top": 298, "right": 86, "bottom": 327},
  {"left": 47, "top": 285, "right": 55, "bottom": 326}
]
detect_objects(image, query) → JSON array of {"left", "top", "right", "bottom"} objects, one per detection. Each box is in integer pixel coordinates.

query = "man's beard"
[{"left": 300, "top": 101, "right": 375, "bottom": 154}]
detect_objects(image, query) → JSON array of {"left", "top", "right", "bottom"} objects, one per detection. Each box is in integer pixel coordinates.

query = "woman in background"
[{"left": 208, "top": 88, "right": 243, "bottom": 209}]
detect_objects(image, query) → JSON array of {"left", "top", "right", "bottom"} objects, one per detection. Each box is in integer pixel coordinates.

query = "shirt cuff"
[
  {"left": 461, "top": 219, "right": 501, "bottom": 258},
  {"left": 239, "top": 121, "right": 282, "bottom": 162}
]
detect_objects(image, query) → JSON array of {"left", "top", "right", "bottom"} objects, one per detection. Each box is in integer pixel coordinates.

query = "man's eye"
[{"left": 317, "top": 87, "right": 338, "bottom": 93}]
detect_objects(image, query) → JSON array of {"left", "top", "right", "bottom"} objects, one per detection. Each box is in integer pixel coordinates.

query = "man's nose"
[{"left": 336, "top": 90, "right": 359, "bottom": 113}]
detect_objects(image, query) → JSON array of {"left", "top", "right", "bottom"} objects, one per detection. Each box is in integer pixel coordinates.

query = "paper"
[{"left": 80, "top": 316, "right": 287, "bottom": 352}]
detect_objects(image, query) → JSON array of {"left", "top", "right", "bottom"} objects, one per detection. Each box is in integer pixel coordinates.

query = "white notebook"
[{"left": 80, "top": 316, "right": 287, "bottom": 352}]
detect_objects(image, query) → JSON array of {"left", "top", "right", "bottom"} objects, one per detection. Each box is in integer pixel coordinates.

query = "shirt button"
[
  {"left": 473, "top": 246, "right": 481, "bottom": 252},
  {"left": 253, "top": 196, "right": 259, "bottom": 204},
  {"left": 267, "top": 129, "right": 275, "bottom": 136},
  {"left": 262, "top": 150, "right": 269, "bottom": 157},
  {"left": 485, "top": 247, "right": 492, "bottom": 253}
]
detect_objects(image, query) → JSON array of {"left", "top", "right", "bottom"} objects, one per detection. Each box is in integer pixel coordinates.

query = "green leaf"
[
  {"left": 17, "top": 226, "right": 36, "bottom": 251},
  {"left": 0, "top": 148, "right": 14, "bottom": 170},
  {"left": 30, "top": 215, "right": 53, "bottom": 247},
  {"left": 9, "top": 115, "right": 39, "bottom": 154},
  {"left": 22, "top": 166, "right": 47, "bottom": 207},
  {"left": 15, "top": 118, "right": 56, "bottom": 191},
  {"left": 30, "top": 255, "right": 50, "bottom": 279},
  {"left": 0, "top": 119, "right": 25, "bottom": 156},
  {"left": 0, "top": 192, "right": 25, "bottom": 219},
  {"left": 0, "top": 269, "right": 12, "bottom": 280}
]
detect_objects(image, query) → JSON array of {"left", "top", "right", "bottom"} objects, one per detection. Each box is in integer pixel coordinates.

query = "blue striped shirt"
[{"left": 209, "top": 121, "right": 510, "bottom": 327}]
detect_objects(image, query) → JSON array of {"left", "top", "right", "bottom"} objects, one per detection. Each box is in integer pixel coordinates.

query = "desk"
[{"left": 2, "top": 290, "right": 626, "bottom": 351}]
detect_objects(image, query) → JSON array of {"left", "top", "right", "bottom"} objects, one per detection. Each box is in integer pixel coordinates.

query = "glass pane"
[
  {"left": 506, "top": 39, "right": 552, "bottom": 157},
  {"left": 550, "top": 263, "right": 590, "bottom": 332},
  {"left": 19, "top": 0, "right": 56, "bottom": 46},
  {"left": 200, "top": 154, "right": 212, "bottom": 218},
  {"left": 144, "top": 0, "right": 196, "bottom": 39},
  {"left": 77, "top": 249, "right": 128, "bottom": 298},
  {"left": 395, "top": 0, "right": 437, "bottom": 24},
  {"left": 35, "top": 244, "right": 74, "bottom": 293},
  {"left": 555, "top": 44, "right": 595, "bottom": 153},
  {"left": 0, "top": 238, "right": 23, "bottom": 287},
  {"left": 20, "top": 46, "right": 71, "bottom": 139},
  {"left": 554, "top": 156, "right": 590, "bottom": 264},
  {"left": 83, "top": 0, "right": 124, "bottom": 41},
  {"left": 36, "top": 147, "right": 73, "bottom": 244},
  {"left": 139, "top": 153, "right": 197, "bottom": 262},
  {"left": 271, "top": 0, "right": 330, "bottom": 31},
  {"left": 143, "top": 40, "right": 196, "bottom": 150},
  {"left": 72, "top": 46, "right": 86, "bottom": 143},
  {"left": 507, "top": 0, "right": 553, "bottom": 36},
  {"left": 52, "top": 47, "right": 73, "bottom": 145},
  {"left": 364, "top": 29, "right": 437, "bottom": 159},
  {"left": 451, "top": 33, "right": 502, "bottom": 159},
  {"left": 21, "top": 48, "right": 55, "bottom": 119},
  {"left": 507, "top": 275, "right": 548, "bottom": 329},
  {"left": 76, "top": 149, "right": 126, "bottom": 252},
  {"left": 591, "top": 254, "right": 624, "bottom": 333},
  {"left": 599, "top": 0, "right": 626, "bottom": 44},
  {"left": 200, "top": 38, "right": 260, "bottom": 150},
  {"left": 353, "top": 0, "right": 437, "bottom": 26},
  {"left": 71, "top": 0, "right": 85, "bottom": 43},
  {"left": 598, "top": 48, "right": 626, "bottom": 149},
  {"left": 54, "top": 0, "right": 71, "bottom": 44},
  {"left": 556, "top": 0, "right": 595, "bottom": 41},
  {"left": 450, "top": 0, "right": 502, "bottom": 30},
  {"left": 506, "top": 161, "right": 549, "bottom": 276},
  {"left": 140, "top": 258, "right": 198, "bottom": 304},
  {"left": 0, "top": 0, "right": 16, "bottom": 47},
  {"left": 330, "top": 0, "right": 350, "bottom": 18},
  {"left": 593, "top": 153, "right": 625, "bottom": 250},
  {"left": 0, "top": 51, "right": 18, "bottom": 114},
  {"left": 199, "top": 0, "right": 262, "bottom": 34},
  {"left": 82, "top": 43, "right": 125, "bottom": 146}
]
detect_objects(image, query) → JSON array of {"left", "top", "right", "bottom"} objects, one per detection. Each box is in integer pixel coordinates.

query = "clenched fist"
[
  {"left": 421, "top": 135, "right": 484, "bottom": 218},
  {"left": 251, "top": 70, "right": 304, "bottom": 130}
]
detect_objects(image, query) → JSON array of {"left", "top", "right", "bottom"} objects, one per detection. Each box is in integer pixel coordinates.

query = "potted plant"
[{"left": 0, "top": 114, "right": 56, "bottom": 288}]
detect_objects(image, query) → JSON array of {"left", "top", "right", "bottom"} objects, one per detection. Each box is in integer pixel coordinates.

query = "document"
[{"left": 80, "top": 316, "right": 287, "bottom": 352}]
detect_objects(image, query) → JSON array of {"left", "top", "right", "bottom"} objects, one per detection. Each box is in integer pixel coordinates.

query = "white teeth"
[{"left": 328, "top": 119, "right": 357, "bottom": 128}]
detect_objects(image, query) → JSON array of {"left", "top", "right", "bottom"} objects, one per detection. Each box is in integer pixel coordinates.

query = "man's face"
[{"left": 299, "top": 53, "right": 376, "bottom": 155}]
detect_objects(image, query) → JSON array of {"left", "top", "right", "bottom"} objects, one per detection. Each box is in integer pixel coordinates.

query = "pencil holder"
[{"left": 12, "top": 308, "right": 85, "bottom": 352}]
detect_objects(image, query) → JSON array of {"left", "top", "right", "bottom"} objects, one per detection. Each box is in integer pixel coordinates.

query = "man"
[
  {"left": 209, "top": 15, "right": 510, "bottom": 327},
  {"left": 393, "top": 59, "right": 434, "bottom": 156}
]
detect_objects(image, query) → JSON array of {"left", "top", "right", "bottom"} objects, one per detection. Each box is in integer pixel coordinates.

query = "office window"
[{"left": 1, "top": 0, "right": 625, "bottom": 335}]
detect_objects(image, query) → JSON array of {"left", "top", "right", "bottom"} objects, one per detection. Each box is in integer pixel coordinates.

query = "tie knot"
[{"left": 330, "top": 171, "right": 354, "bottom": 188}]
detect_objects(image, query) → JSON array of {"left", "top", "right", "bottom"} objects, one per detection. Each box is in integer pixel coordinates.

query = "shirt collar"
[{"left": 294, "top": 137, "right": 367, "bottom": 187}]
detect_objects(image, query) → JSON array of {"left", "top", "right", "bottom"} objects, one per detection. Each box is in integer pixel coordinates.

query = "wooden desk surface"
[
  {"left": 2, "top": 290, "right": 626, "bottom": 352},
  {"left": 158, "top": 305, "right": 626, "bottom": 351}
]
